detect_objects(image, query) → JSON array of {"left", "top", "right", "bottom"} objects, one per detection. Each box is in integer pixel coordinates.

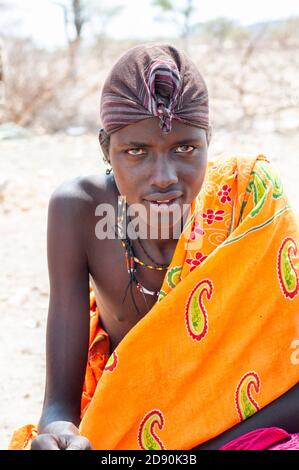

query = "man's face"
[{"left": 106, "top": 117, "right": 208, "bottom": 235}]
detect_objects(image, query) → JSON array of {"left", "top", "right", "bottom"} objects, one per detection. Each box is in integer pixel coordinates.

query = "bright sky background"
[{"left": 3, "top": 0, "right": 299, "bottom": 48}]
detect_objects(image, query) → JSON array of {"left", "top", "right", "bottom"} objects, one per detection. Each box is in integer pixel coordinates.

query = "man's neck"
[{"left": 130, "top": 219, "right": 182, "bottom": 266}]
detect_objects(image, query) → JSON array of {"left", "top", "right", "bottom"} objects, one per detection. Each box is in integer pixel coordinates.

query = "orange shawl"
[{"left": 9, "top": 154, "right": 299, "bottom": 450}]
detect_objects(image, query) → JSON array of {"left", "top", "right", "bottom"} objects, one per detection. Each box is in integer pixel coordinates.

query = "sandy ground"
[{"left": 0, "top": 130, "right": 298, "bottom": 449}]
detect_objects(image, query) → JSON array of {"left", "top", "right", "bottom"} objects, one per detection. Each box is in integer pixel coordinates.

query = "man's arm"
[
  {"left": 33, "top": 183, "right": 92, "bottom": 449},
  {"left": 192, "top": 382, "right": 299, "bottom": 449}
]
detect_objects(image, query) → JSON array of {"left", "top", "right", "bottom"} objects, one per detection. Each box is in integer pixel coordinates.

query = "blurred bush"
[{"left": 0, "top": 14, "right": 298, "bottom": 134}]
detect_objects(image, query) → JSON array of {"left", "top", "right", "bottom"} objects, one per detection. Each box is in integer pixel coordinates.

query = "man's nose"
[{"left": 149, "top": 157, "right": 178, "bottom": 189}]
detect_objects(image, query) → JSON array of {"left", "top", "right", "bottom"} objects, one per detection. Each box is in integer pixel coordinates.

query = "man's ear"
[
  {"left": 206, "top": 125, "right": 213, "bottom": 147},
  {"left": 98, "top": 128, "right": 111, "bottom": 164}
]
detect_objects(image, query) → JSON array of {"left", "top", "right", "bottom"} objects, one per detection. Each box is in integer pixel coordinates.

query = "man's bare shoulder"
[{"left": 49, "top": 173, "right": 115, "bottom": 217}]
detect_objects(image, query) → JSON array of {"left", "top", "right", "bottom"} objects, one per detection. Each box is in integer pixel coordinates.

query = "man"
[{"left": 9, "top": 44, "right": 299, "bottom": 450}]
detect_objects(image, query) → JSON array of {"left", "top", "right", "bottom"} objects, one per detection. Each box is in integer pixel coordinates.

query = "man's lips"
[{"left": 143, "top": 191, "right": 183, "bottom": 204}]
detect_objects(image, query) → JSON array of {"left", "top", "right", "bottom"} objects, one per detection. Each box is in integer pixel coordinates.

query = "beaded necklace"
[
  {"left": 121, "top": 238, "right": 161, "bottom": 298},
  {"left": 121, "top": 239, "right": 168, "bottom": 272},
  {"left": 116, "top": 199, "right": 169, "bottom": 307}
]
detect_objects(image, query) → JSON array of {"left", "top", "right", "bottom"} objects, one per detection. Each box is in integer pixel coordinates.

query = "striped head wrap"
[{"left": 99, "top": 43, "right": 209, "bottom": 142}]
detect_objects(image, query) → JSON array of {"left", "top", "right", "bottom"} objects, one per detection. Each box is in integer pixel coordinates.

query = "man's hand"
[
  {"left": 31, "top": 420, "right": 93, "bottom": 450},
  {"left": 31, "top": 433, "right": 92, "bottom": 450}
]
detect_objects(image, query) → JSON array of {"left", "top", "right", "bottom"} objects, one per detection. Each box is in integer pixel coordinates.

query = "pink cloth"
[
  {"left": 269, "top": 433, "right": 299, "bottom": 450},
  {"left": 220, "top": 428, "right": 299, "bottom": 450}
]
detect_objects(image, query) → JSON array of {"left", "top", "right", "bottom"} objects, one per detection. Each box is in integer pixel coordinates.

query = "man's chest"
[{"left": 86, "top": 236, "right": 167, "bottom": 353}]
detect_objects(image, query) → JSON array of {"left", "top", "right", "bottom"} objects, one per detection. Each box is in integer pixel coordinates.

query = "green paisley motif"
[
  {"left": 157, "top": 290, "right": 167, "bottom": 302},
  {"left": 138, "top": 411, "right": 165, "bottom": 450},
  {"left": 240, "top": 389, "right": 257, "bottom": 419},
  {"left": 282, "top": 247, "right": 296, "bottom": 291},
  {"left": 235, "top": 372, "right": 260, "bottom": 421},
  {"left": 258, "top": 160, "right": 284, "bottom": 199},
  {"left": 248, "top": 170, "right": 268, "bottom": 217},
  {"left": 185, "top": 280, "right": 212, "bottom": 341},
  {"left": 278, "top": 237, "right": 299, "bottom": 299},
  {"left": 190, "top": 294, "right": 202, "bottom": 331},
  {"left": 240, "top": 160, "right": 283, "bottom": 222},
  {"left": 166, "top": 266, "right": 182, "bottom": 289},
  {"left": 143, "top": 428, "right": 160, "bottom": 450}
]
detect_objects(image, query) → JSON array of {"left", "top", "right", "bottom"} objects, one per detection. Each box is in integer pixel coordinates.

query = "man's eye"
[
  {"left": 175, "top": 145, "right": 195, "bottom": 153},
  {"left": 127, "top": 148, "right": 146, "bottom": 156}
]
